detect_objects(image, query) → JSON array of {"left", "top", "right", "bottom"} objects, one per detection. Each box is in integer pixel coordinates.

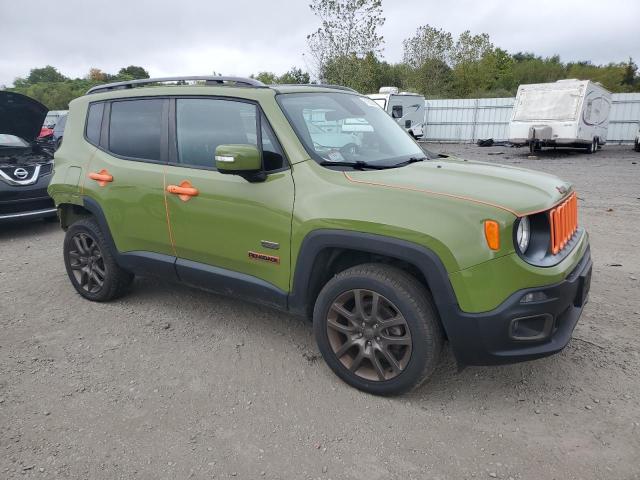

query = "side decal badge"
[{"left": 248, "top": 251, "right": 280, "bottom": 265}]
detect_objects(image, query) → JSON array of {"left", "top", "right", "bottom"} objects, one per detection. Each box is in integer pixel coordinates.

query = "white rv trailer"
[
  {"left": 367, "top": 87, "right": 426, "bottom": 138},
  {"left": 509, "top": 79, "right": 611, "bottom": 154}
]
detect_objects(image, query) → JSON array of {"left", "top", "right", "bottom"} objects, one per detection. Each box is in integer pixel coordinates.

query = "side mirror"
[{"left": 215, "top": 144, "right": 265, "bottom": 182}]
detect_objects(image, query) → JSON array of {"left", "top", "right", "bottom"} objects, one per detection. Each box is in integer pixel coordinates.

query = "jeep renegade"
[{"left": 48, "top": 77, "right": 592, "bottom": 395}]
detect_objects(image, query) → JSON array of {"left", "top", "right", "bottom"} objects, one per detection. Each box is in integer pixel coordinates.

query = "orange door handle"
[
  {"left": 88, "top": 169, "right": 113, "bottom": 187},
  {"left": 166, "top": 180, "right": 199, "bottom": 202}
]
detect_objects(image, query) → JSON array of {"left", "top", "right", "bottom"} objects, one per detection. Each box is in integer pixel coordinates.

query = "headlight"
[{"left": 516, "top": 216, "right": 530, "bottom": 253}]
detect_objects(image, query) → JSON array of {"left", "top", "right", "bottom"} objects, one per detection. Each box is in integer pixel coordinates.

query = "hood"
[
  {"left": 344, "top": 157, "right": 572, "bottom": 217},
  {"left": 0, "top": 91, "right": 48, "bottom": 142}
]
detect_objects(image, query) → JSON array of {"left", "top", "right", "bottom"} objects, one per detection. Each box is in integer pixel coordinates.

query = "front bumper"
[
  {"left": 0, "top": 174, "right": 56, "bottom": 222},
  {"left": 446, "top": 245, "right": 592, "bottom": 366}
]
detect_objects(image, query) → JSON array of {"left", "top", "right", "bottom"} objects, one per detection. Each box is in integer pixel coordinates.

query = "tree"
[
  {"left": 450, "top": 31, "right": 494, "bottom": 96},
  {"left": 278, "top": 67, "right": 311, "bottom": 84},
  {"left": 87, "top": 68, "right": 108, "bottom": 82},
  {"left": 406, "top": 58, "right": 453, "bottom": 97},
  {"left": 322, "top": 52, "right": 388, "bottom": 93},
  {"left": 402, "top": 25, "right": 453, "bottom": 68},
  {"left": 451, "top": 31, "right": 493, "bottom": 66},
  {"left": 622, "top": 58, "right": 638, "bottom": 87},
  {"left": 306, "top": 0, "right": 385, "bottom": 82},
  {"left": 117, "top": 65, "right": 150, "bottom": 80},
  {"left": 251, "top": 72, "right": 278, "bottom": 84},
  {"left": 14, "top": 66, "right": 67, "bottom": 87}
]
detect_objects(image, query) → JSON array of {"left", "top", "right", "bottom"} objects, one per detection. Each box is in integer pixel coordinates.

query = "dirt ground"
[{"left": 1, "top": 144, "right": 639, "bottom": 480}]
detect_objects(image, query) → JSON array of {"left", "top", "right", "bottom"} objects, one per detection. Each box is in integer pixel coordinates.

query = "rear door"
[
  {"left": 83, "top": 98, "right": 175, "bottom": 261},
  {"left": 163, "top": 97, "right": 294, "bottom": 303}
]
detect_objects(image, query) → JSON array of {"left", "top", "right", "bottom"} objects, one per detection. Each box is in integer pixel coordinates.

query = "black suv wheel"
[
  {"left": 63, "top": 218, "right": 133, "bottom": 301},
  {"left": 313, "top": 264, "right": 443, "bottom": 395}
]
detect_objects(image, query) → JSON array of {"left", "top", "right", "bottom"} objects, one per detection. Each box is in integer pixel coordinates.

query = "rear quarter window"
[{"left": 85, "top": 103, "right": 104, "bottom": 146}]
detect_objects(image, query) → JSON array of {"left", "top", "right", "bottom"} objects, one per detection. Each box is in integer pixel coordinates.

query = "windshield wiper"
[
  {"left": 391, "top": 156, "right": 428, "bottom": 167},
  {"left": 319, "top": 160, "right": 392, "bottom": 170},
  {"left": 320, "top": 156, "right": 430, "bottom": 170}
]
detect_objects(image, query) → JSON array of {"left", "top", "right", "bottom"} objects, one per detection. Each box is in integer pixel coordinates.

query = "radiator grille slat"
[{"left": 549, "top": 193, "right": 578, "bottom": 255}]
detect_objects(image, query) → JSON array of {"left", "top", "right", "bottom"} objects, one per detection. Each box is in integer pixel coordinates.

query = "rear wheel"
[
  {"left": 634, "top": 139, "right": 640, "bottom": 152},
  {"left": 63, "top": 218, "right": 133, "bottom": 301},
  {"left": 313, "top": 264, "right": 443, "bottom": 395}
]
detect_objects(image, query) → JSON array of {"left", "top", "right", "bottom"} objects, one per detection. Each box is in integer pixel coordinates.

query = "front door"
[{"left": 163, "top": 97, "right": 294, "bottom": 304}]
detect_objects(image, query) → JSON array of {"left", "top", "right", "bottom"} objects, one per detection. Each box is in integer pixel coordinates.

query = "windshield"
[
  {"left": 513, "top": 87, "right": 582, "bottom": 122},
  {"left": 278, "top": 92, "right": 426, "bottom": 166},
  {"left": 43, "top": 114, "right": 61, "bottom": 128},
  {"left": 0, "top": 134, "right": 29, "bottom": 148}
]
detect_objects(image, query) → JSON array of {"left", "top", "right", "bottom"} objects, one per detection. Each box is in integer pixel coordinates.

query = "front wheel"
[
  {"left": 634, "top": 140, "right": 640, "bottom": 152},
  {"left": 313, "top": 264, "right": 443, "bottom": 395},
  {"left": 63, "top": 218, "right": 133, "bottom": 301},
  {"left": 585, "top": 138, "right": 597, "bottom": 154}
]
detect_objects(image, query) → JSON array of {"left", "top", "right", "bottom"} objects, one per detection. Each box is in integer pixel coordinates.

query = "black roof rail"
[
  {"left": 86, "top": 76, "right": 266, "bottom": 95},
  {"left": 273, "top": 83, "right": 358, "bottom": 93}
]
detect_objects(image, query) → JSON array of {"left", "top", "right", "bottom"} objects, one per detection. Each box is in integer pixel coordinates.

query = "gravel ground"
[{"left": 1, "top": 144, "right": 639, "bottom": 480}]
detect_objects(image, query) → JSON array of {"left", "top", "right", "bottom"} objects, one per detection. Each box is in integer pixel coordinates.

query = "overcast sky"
[{"left": 1, "top": 0, "right": 638, "bottom": 87}]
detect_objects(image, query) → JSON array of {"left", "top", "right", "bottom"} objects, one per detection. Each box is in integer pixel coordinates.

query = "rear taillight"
[{"left": 549, "top": 193, "right": 578, "bottom": 255}]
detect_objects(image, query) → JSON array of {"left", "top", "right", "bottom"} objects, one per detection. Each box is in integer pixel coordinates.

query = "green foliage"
[
  {"left": 250, "top": 67, "right": 311, "bottom": 85},
  {"left": 251, "top": 72, "right": 279, "bottom": 84},
  {"left": 322, "top": 52, "right": 386, "bottom": 92},
  {"left": 278, "top": 67, "right": 311, "bottom": 85},
  {"left": 308, "top": 10, "right": 640, "bottom": 97},
  {"left": 14, "top": 66, "right": 68, "bottom": 87},
  {"left": 8, "top": 65, "right": 151, "bottom": 110},
  {"left": 117, "top": 65, "right": 150, "bottom": 80}
]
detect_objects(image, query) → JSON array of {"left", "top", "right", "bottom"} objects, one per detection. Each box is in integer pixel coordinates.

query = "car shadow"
[{"left": 122, "top": 275, "right": 595, "bottom": 405}]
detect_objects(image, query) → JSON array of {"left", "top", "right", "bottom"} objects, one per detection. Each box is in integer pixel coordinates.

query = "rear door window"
[{"left": 109, "top": 99, "right": 164, "bottom": 160}]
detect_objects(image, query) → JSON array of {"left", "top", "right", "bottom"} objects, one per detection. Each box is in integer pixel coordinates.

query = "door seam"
[{"left": 162, "top": 165, "right": 178, "bottom": 258}]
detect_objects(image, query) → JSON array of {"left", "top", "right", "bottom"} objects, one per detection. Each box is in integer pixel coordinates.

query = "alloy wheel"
[
  {"left": 68, "top": 232, "right": 106, "bottom": 293},
  {"left": 326, "top": 289, "right": 412, "bottom": 381}
]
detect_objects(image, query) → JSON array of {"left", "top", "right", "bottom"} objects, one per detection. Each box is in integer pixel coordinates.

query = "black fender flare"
[
  {"left": 81, "top": 196, "right": 120, "bottom": 256},
  {"left": 287, "top": 229, "right": 460, "bottom": 330}
]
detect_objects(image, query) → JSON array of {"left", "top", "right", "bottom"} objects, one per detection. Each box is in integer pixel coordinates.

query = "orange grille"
[{"left": 549, "top": 192, "right": 578, "bottom": 255}]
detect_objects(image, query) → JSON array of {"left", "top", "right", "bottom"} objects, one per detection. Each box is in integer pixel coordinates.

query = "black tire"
[
  {"left": 585, "top": 138, "right": 597, "bottom": 154},
  {"left": 313, "top": 263, "right": 443, "bottom": 396},
  {"left": 529, "top": 142, "right": 541, "bottom": 154},
  {"left": 63, "top": 218, "right": 133, "bottom": 301},
  {"left": 634, "top": 140, "right": 640, "bottom": 152}
]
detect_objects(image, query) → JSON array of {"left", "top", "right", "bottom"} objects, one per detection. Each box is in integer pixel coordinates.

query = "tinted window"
[
  {"left": 260, "top": 113, "right": 286, "bottom": 171},
  {"left": 109, "top": 99, "right": 163, "bottom": 160},
  {"left": 86, "top": 103, "right": 104, "bottom": 146},
  {"left": 176, "top": 99, "right": 257, "bottom": 168}
]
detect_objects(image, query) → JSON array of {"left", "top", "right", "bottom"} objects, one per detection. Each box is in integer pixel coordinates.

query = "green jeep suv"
[{"left": 48, "top": 76, "right": 592, "bottom": 395}]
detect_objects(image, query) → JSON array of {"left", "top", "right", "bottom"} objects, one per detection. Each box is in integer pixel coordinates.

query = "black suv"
[{"left": 0, "top": 92, "right": 56, "bottom": 222}]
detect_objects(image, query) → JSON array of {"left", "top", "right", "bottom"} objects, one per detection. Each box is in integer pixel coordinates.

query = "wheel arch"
[
  {"left": 57, "top": 202, "right": 93, "bottom": 230},
  {"left": 288, "top": 230, "right": 459, "bottom": 335}
]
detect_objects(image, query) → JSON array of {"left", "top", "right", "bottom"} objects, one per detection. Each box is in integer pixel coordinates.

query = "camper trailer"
[
  {"left": 368, "top": 87, "right": 426, "bottom": 138},
  {"left": 509, "top": 79, "right": 611, "bottom": 154}
]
